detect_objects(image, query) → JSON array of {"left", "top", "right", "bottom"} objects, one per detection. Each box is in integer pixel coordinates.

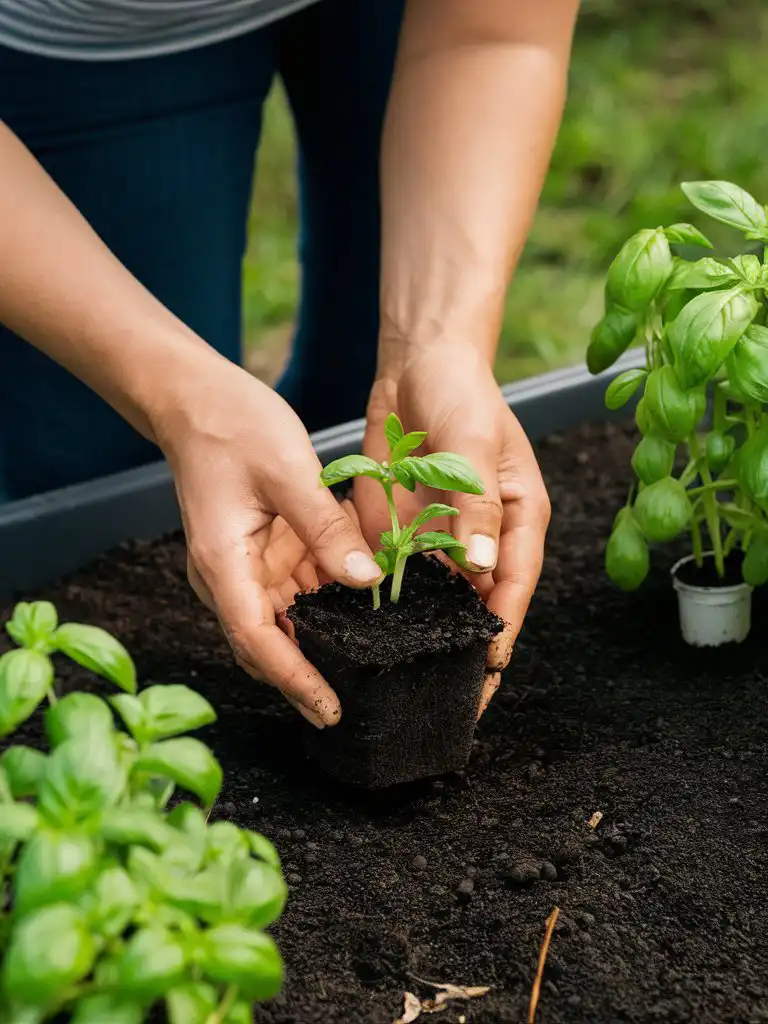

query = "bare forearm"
[
  {"left": 379, "top": 0, "right": 578, "bottom": 377},
  {"left": 0, "top": 122, "right": 221, "bottom": 442}
]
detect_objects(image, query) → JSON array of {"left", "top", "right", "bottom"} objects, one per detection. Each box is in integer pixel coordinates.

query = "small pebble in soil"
[
  {"left": 465, "top": 865, "right": 478, "bottom": 878},
  {"left": 307, "top": 841, "right": 320, "bottom": 851},
  {"left": 252, "top": 796, "right": 259, "bottom": 804},
  {"left": 293, "top": 829, "right": 306, "bottom": 840},
  {"left": 304, "top": 852, "right": 318, "bottom": 865},
  {"left": 456, "top": 878, "right": 475, "bottom": 902},
  {"left": 540, "top": 861, "right": 558, "bottom": 882},
  {"left": 504, "top": 860, "right": 541, "bottom": 886},
  {"left": 412, "top": 855, "right": 428, "bottom": 871},
  {"left": 350, "top": 836, "right": 364, "bottom": 847},
  {"left": 277, "top": 828, "right": 292, "bottom": 841},
  {"left": 577, "top": 912, "right": 596, "bottom": 929},
  {"left": 221, "top": 802, "right": 236, "bottom": 817},
  {"left": 286, "top": 873, "right": 302, "bottom": 885}
]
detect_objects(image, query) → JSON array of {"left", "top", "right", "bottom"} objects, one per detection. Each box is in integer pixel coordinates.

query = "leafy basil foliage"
[{"left": 0, "top": 603, "right": 286, "bottom": 1023}]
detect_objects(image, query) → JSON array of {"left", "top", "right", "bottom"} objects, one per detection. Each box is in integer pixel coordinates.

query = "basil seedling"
[
  {"left": 320, "top": 413, "right": 485, "bottom": 606},
  {"left": 587, "top": 178, "right": 768, "bottom": 590},
  {"left": 0, "top": 601, "right": 285, "bottom": 1024}
]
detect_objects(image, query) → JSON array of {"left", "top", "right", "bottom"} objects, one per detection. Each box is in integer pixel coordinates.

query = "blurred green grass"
[{"left": 244, "top": 0, "right": 768, "bottom": 384}]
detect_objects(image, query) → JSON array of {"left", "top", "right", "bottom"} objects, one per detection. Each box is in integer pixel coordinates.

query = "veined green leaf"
[{"left": 319, "top": 455, "right": 385, "bottom": 487}]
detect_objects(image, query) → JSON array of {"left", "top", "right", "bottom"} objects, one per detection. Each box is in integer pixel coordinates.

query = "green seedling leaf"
[
  {"left": 706, "top": 431, "right": 736, "bottom": 475},
  {"left": 631, "top": 436, "right": 676, "bottom": 485},
  {"left": 727, "top": 324, "right": 768, "bottom": 404},
  {"left": 52, "top": 623, "right": 136, "bottom": 694},
  {"left": 412, "top": 531, "right": 466, "bottom": 557},
  {"left": 225, "top": 857, "right": 288, "bottom": 930},
  {"left": 14, "top": 829, "right": 97, "bottom": 917},
  {"left": 1, "top": 904, "right": 95, "bottom": 1010},
  {"left": 100, "top": 808, "right": 175, "bottom": 850},
  {"left": 5, "top": 602, "right": 58, "bottom": 651},
  {"left": 167, "top": 801, "right": 207, "bottom": 841},
  {"left": 607, "top": 227, "right": 674, "bottom": 311},
  {"left": 374, "top": 549, "right": 397, "bottom": 575},
  {"left": 246, "top": 831, "right": 282, "bottom": 871},
  {"left": 731, "top": 254, "right": 762, "bottom": 284},
  {"left": 138, "top": 684, "right": 216, "bottom": 741},
  {"left": 320, "top": 454, "right": 385, "bottom": 487},
  {"left": 663, "top": 223, "right": 713, "bottom": 249},
  {"left": 135, "top": 738, "right": 223, "bottom": 807},
  {"left": 392, "top": 462, "right": 416, "bottom": 491},
  {"left": 665, "top": 257, "right": 740, "bottom": 292},
  {"left": 605, "top": 508, "right": 649, "bottom": 592},
  {"left": 390, "top": 431, "right": 427, "bottom": 463},
  {"left": 0, "top": 649, "right": 53, "bottom": 738},
  {"left": 384, "top": 412, "right": 404, "bottom": 450},
  {"left": 206, "top": 820, "right": 250, "bottom": 864},
  {"left": 643, "top": 366, "right": 706, "bottom": 442},
  {"left": 70, "top": 994, "right": 144, "bottom": 1024},
  {"left": 110, "top": 693, "right": 147, "bottom": 741},
  {"left": 86, "top": 865, "right": 139, "bottom": 939},
  {"left": 681, "top": 180, "right": 767, "bottom": 234},
  {"left": 605, "top": 368, "right": 647, "bottom": 411},
  {"left": 0, "top": 803, "right": 39, "bottom": 843},
  {"left": 115, "top": 926, "right": 188, "bottom": 1000},
  {"left": 201, "top": 924, "right": 284, "bottom": 1000},
  {"left": 397, "top": 453, "right": 484, "bottom": 495},
  {"left": 743, "top": 531, "right": 768, "bottom": 587},
  {"left": 0, "top": 747, "right": 47, "bottom": 798},
  {"left": 166, "top": 983, "right": 219, "bottom": 1024},
  {"left": 587, "top": 308, "right": 638, "bottom": 374},
  {"left": 719, "top": 503, "right": 757, "bottom": 531},
  {"left": 403, "top": 503, "right": 458, "bottom": 538},
  {"left": 736, "top": 425, "right": 768, "bottom": 509},
  {"left": 45, "top": 692, "right": 114, "bottom": 749},
  {"left": 634, "top": 397, "right": 655, "bottom": 438},
  {"left": 669, "top": 287, "right": 759, "bottom": 388},
  {"left": 38, "top": 734, "right": 126, "bottom": 827},
  {"left": 633, "top": 477, "right": 691, "bottom": 543}
]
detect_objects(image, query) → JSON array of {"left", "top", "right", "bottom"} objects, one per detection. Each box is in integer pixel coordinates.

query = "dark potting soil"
[
  {"left": 287, "top": 556, "right": 503, "bottom": 788},
  {"left": 674, "top": 549, "right": 746, "bottom": 588},
  {"left": 2, "top": 419, "right": 767, "bottom": 1024}
]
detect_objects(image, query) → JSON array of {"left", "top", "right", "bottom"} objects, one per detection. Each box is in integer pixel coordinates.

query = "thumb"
[
  {"left": 451, "top": 448, "right": 503, "bottom": 573},
  {"left": 270, "top": 457, "right": 383, "bottom": 589}
]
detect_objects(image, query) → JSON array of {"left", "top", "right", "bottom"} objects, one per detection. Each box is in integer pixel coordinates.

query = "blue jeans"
[{"left": 0, "top": 0, "right": 404, "bottom": 500}]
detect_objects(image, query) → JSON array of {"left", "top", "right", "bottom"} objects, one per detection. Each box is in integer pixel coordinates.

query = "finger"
[
  {"left": 451, "top": 445, "right": 504, "bottom": 573},
  {"left": 293, "top": 559, "right": 319, "bottom": 591},
  {"left": 477, "top": 670, "right": 501, "bottom": 720},
  {"left": 486, "top": 490, "right": 549, "bottom": 671},
  {"left": 192, "top": 534, "right": 341, "bottom": 726},
  {"left": 263, "top": 518, "right": 310, "bottom": 586},
  {"left": 269, "top": 455, "right": 382, "bottom": 590},
  {"left": 187, "top": 555, "right": 216, "bottom": 613}
]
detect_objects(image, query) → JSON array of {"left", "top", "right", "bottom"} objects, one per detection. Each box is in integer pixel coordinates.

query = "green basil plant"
[
  {"left": 0, "top": 602, "right": 285, "bottom": 1024},
  {"left": 320, "top": 412, "right": 485, "bottom": 607},
  {"left": 588, "top": 180, "right": 768, "bottom": 591}
]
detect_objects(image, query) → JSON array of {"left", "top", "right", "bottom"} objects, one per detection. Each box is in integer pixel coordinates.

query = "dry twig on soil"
[
  {"left": 588, "top": 810, "right": 604, "bottom": 828},
  {"left": 528, "top": 906, "right": 560, "bottom": 1024}
]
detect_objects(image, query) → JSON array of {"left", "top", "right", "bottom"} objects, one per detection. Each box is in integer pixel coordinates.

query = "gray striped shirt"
[{"left": 0, "top": 0, "right": 321, "bottom": 61}]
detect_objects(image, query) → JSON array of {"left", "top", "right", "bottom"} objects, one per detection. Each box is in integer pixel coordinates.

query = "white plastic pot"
[{"left": 671, "top": 553, "right": 752, "bottom": 647}]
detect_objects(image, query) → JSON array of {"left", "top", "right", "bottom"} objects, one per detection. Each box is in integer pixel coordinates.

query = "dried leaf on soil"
[
  {"left": 395, "top": 980, "right": 490, "bottom": 1021},
  {"left": 394, "top": 992, "right": 422, "bottom": 1023},
  {"left": 588, "top": 810, "right": 604, "bottom": 828}
]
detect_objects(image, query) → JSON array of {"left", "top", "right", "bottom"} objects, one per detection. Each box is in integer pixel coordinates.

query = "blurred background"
[{"left": 243, "top": 0, "right": 768, "bottom": 386}]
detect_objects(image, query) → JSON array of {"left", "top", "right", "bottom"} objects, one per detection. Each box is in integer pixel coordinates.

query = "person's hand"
[
  {"left": 356, "top": 343, "right": 550, "bottom": 717},
  {"left": 152, "top": 355, "right": 382, "bottom": 729}
]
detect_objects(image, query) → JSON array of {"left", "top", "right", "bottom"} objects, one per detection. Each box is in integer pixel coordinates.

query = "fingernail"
[
  {"left": 285, "top": 695, "right": 326, "bottom": 729},
  {"left": 343, "top": 550, "right": 383, "bottom": 584},
  {"left": 467, "top": 534, "right": 498, "bottom": 571}
]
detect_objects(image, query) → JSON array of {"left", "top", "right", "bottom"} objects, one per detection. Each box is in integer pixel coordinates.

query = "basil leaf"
[
  {"left": 116, "top": 926, "right": 188, "bottom": 1000},
  {"left": 246, "top": 831, "right": 282, "bottom": 871},
  {"left": 743, "top": 531, "right": 768, "bottom": 587},
  {"left": 384, "top": 412, "right": 404, "bottom": 451},
  {"left": 643, "top": 366, "right": 706, "bottom": 442},
  {"left": 587, "top": 308, "right": 639, "bottom": 374},
  {"left": 374, "top": 549, "right": 397, "bottom": 575},
  {"left": 52, "top": 623, "right": 136, "bottom": 694},
  {"left": 403, "top": 503, "right": 459, "bottom": 538},
  {"left": 663, "top": 223, "right": 713, "bottom": 249},
  {"left": 134, "top": 738, "right": 222, "bottom": 808},
  {"left": 0, "top": 747, "right": 47, "bottom": 799},
  {"left": 397, "top": 453, "right": 484, "bottom": 495},
  {"left": 225, "top": 857, "right": 288, "bottom": 929},
  {"left": 206, "top": 820, "right": 250, "bottom": 864},
  {"left": 736, "top": 425, "right": 768, "bottom": 508},
  {"left": 100, "top": 808, "right": 174, "bottom": 851},
  {"left": 110, "top": 693, "right": 147, "bottom": 742},
  {"left": 38, "top": 735, "right": 126, "bottom": 827},
  {"left": 631, "top": 436, "right": 676, "bottom": 485},
  {"left": 1, "top": 904, "right": 95, "bottom": 1010},
  {"left": 45, "top": 692, "right": 113, "bottom": 749},
  {"left": 0, "top": 649, "right": 53, "bottom": 738},
  {"left": 607, "top": 227, "right": 674, "bottom": 311},
  {"left": 0, "top": 803, "right": 40, "bottom": 843},
  {"left": 633, "top": 477, "right": 691, "bottom": 543},
  {"left": 726, "top": 324, "right": 768, "bottom": 404},
  {"left": 731, "top": 253, "right": 762, "bottom": 284},
  {"left": 166, "top": 984, "right": 219, "bottom": 1024},
  {"left": 202, "top": 924, "right": 284, "bottom": 1000},
  {"left": 138, "top": 684, "right": 216, "bottom": 742},
  {"left": 320, "top": 454, "right": 385, "bottom": 487},
  {"left": 71, "top": 995, "right": 144, "bottom": 1024},
  {"left": 665, "top": 257, "right": 740, "bottom": 292},
  {"left": 605, "top": 368, "right": 647, "bottom": 411},
  {"left": 390, "top": 431, "right": 427, "bottom": 463},
  {"left": 86, "top": 865, "right": 139, "bottom": 940},
  {"left": 669, "top": 287, "right": 759, "bottom": 388},
  {"left": 392, "top": 462, "right": 416, "bottom": 492},
  {"left": 5, "top": 601, "right": 58, "bottom": 651},
  {"left": 719, "top": 504, "right": 756, "bottom": 531},
  {"left": 681, "top": 180, "right": 767, "bottom": 234},
  {"left": 705, "top": 431, "right": 736, "bottom": 474},
  {"left": 605, "top": 508, "right": 649, "bottom": 592},
  {"left": 412, "top": 531, "right": 464, "bottom": 554},
  {"left": 15, "top": 829, "right": 97, "bottom": 916}
]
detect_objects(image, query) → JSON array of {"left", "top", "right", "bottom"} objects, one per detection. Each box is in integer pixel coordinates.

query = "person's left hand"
[{"left": 355, "top": 343, "right": 551, "bottom": 717}]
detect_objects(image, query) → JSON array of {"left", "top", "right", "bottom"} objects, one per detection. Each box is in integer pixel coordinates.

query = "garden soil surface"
[{"left": 2, "top": 420, "right": 767, "bottom": 1024}]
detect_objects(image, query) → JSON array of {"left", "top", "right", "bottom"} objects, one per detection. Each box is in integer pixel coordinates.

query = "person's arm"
[
  {"left": 0, "top": 121, "right": 382, "bottom": 726},
  {"left": 361, "top": 0, "right": 578, "bottom": 714},
  {"left": 378, "top": 0, "right": 578, "bottom": 376}
]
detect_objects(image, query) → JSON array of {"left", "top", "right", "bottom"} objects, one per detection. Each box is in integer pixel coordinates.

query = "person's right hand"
[{"left": 152, "top": 354, "right": 382, "bottom": 730}]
